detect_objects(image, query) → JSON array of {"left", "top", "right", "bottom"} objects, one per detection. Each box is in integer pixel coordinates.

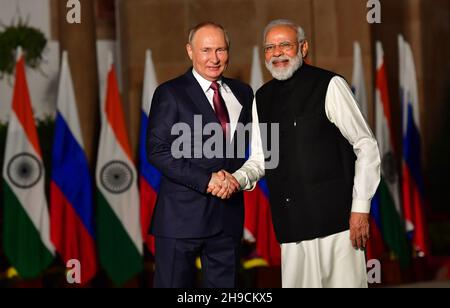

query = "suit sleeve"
[{"left": 146, "top": 84, "right": 211, "bottom": 193}]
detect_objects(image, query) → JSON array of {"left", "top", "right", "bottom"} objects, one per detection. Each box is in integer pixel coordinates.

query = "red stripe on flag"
[
  {"left": 365, "top": 216, "right": 386, "bottom": 261},
  {"left": 50, "top": 182, "right": 98, "bottom": 284},
  {"left": 140, "top": 177, "right": 158, "bottom": 255},
  {"left": 12, "top": 57, "right": 42, "bottom": 157},
  {"left": 244, "top": 186, "right": 280, "bottom": 266},
  {"left": 376, "top": 62, "right": 397, "bottom": 152},
  {"left": 402, "top": 164, "right": 429, "bottom": 255}
]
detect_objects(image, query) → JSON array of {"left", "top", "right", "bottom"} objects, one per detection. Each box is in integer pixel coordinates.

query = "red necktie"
[{"left": 210, "top": 81, "right": 230, "bottom": 136}]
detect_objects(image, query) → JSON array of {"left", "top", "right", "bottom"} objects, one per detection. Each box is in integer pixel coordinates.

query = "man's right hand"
[
  {"left": 349, "top": 212, "right": 370, "bottom": 250},
  {"left": 207, "top": 170, "right": 240, "bottom": 199}
]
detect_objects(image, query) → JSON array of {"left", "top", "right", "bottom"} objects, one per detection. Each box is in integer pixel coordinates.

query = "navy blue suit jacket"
[{"left": 146, "top": 69, "right": 254, "bottom": 239}]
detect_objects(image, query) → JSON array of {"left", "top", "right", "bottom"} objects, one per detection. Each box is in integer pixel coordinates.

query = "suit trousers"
[{"left": 154, "top": 232, "right": 240, "bottom": 288}]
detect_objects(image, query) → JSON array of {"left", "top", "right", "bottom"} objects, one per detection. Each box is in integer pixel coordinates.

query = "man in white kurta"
[{"left": 256, "top": 19, "right": 381, "bottom": 288}]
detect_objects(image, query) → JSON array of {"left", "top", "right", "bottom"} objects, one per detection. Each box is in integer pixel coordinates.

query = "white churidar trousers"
[{"left": 281, "top": 230, "right": 368, "bottom": 288}]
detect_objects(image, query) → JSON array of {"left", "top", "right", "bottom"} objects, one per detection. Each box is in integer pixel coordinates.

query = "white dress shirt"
[
  {"left": 192, "top": 69, "right": 265, "bottom": 191},
  {"left": 325, "top": 76, "right": 381, "bottom": 214}
]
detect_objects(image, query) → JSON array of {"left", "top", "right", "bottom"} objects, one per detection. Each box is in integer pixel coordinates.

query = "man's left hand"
[{"left": 349, "top": 212, "right": 370, "bottom": 250}]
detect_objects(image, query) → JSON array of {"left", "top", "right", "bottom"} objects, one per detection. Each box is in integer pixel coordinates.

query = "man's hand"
[
  {"left": 220, "top": 170, "right": 240, "bottom": 195},
  {"left": 349, "top": 212, "right": 370, "bottom": 250},
  {"left": 207, "top": 171, "right": 226, "bottom": 196},
  {"left": 207, "top": 170, "right": 240, "bottom": 199}
]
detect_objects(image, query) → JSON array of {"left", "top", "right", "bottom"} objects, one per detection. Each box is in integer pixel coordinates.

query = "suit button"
[{"left": 284, "top": 197, "right": 291, "bottom": 206}]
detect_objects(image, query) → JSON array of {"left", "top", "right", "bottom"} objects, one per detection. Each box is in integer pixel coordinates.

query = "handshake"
[{"left": 207, "top": 170, "right": 240, "bottom": 199}]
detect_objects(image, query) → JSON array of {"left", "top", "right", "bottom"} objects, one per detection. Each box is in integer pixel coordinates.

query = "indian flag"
[
  {"left": 96, "top": 57, "right": 143, "bottom": 286},
  {"left": 373, "top": 42, "right": 410, "bottom": 268},
  {"left": 2, "top": 49, "right": 54, "bottom": 278}
]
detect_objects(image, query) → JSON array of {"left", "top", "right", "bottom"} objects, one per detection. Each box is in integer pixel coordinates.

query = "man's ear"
[
  {"left": 301, "top": 41, "right": 309, "bottom": 59},
  {"left": 186, "top": 43, "right": 193, "bottom": 60}
]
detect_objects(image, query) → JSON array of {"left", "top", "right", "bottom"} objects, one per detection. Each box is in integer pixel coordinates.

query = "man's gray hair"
[
  {"left": 263, "top": 19, "right": 306, "bottom": 44},
  {"left": 188, "top": 21, "right": 230, "bottom": 48}
]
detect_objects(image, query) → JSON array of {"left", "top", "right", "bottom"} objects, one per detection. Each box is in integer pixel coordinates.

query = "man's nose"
[
  {"left": 210, "top": 52, "right": 219, "bottom": 63},
  {"left": 273, "top": 46, "right": 284, "bottom": 57}
]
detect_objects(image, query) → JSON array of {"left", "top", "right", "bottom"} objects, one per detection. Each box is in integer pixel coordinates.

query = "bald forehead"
[
  {"left": 190, "top": 26, "right": 227, "bottom": 46},
  {"left": 265, "top": 25, "right": 298, "bottom": 43}
]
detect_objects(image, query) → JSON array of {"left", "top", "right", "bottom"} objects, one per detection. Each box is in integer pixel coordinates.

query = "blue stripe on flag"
[
  {"left": 139, "top": 110, "right": 161, "bottom": 191},
  {"left": 403, "top": 104, "right": 425, "bottom": 196},
  {"left": 258, "top": 178, "right": 270, "bottom": 199},
  {"left": 52, "top": 113, "right": 95, "bottom": 237},
  {"left": 370, "top": 191, "right": 383, "bottom": 229},
  {"left": 244, "top": 141, "right": 270, "bottom": 199}
]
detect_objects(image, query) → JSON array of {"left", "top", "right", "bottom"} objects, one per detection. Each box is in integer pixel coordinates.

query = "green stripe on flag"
[
  {"left": 97, "top": 191, "right": 143, "bottom": 286},
  {"left": 378, "top": 178, "right": 411, "bottom": 268},
  {"left": 2, "top": 181, "right": 53, "bottom": 278}
]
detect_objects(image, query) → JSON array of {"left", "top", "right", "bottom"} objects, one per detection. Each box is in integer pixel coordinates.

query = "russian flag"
[
  {"left": 50, "top": 51, "right": 97, "bottom": 284},
  {"left": 139, "top": 50, "right": 160, "bottom": 255},
  {"left": 244, "top": 179, "right": 281, "bottom": 266},
  {"left": 398, "top": 35, "right": 429, "bottom": 256}
]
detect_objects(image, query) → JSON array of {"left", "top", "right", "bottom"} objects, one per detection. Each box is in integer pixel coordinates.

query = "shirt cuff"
[
  {"left": 232, "top": 170, "right": 249, "bottom": 191},
  {"left": 351, "top": 200, "right": 371, "bottom": 214}
]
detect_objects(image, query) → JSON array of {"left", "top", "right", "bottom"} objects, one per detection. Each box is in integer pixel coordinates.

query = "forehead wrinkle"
[{"left": 265, "top": 26, "right": 297, "bottom": 44}]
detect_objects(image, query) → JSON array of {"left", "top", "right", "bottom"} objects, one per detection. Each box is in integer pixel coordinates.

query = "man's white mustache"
[{"left": 270, "top": 56, "right": 290, "bottom": 65}]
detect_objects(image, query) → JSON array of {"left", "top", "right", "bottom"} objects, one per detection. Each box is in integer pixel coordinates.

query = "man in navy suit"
[{"left": 146, "top": 22, "right": 265, "bottom": 288}]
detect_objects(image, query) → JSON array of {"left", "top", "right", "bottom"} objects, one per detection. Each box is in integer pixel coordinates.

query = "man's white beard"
[{"left": 265, "top": 53, "right": 303, "bottom": 81}]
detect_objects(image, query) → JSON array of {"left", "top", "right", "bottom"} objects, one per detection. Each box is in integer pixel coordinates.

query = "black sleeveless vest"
[{"left": 256, "top": 64, "right": 356, "bottom": 243}]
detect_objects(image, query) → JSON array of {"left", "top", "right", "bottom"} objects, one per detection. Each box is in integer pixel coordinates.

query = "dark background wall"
[
  {"left": 49, "top": 0, "right": 450, "bottom": 223},
  {"left": 115, "top": 0, "right": 374, "bottom": 153}
]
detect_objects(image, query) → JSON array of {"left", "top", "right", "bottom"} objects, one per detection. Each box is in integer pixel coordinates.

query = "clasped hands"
[{"left": 207, "top": 170, "right": 240, "bottom": 199}]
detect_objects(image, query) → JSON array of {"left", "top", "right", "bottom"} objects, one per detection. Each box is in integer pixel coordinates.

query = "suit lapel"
[
  {"left": 184, "top": 70, "right": 220, "bottom": 125},
  {"left": 183, "top": 71, "right": 249, "bottom": 145}
]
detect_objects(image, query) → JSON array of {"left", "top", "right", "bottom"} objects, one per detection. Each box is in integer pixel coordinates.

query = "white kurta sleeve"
[
  {"left": 325, "top": 76, "right": 381, "bottom": 213},
  {"left": 232, "top": 98, "right": 265, "bottom": 191}
]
